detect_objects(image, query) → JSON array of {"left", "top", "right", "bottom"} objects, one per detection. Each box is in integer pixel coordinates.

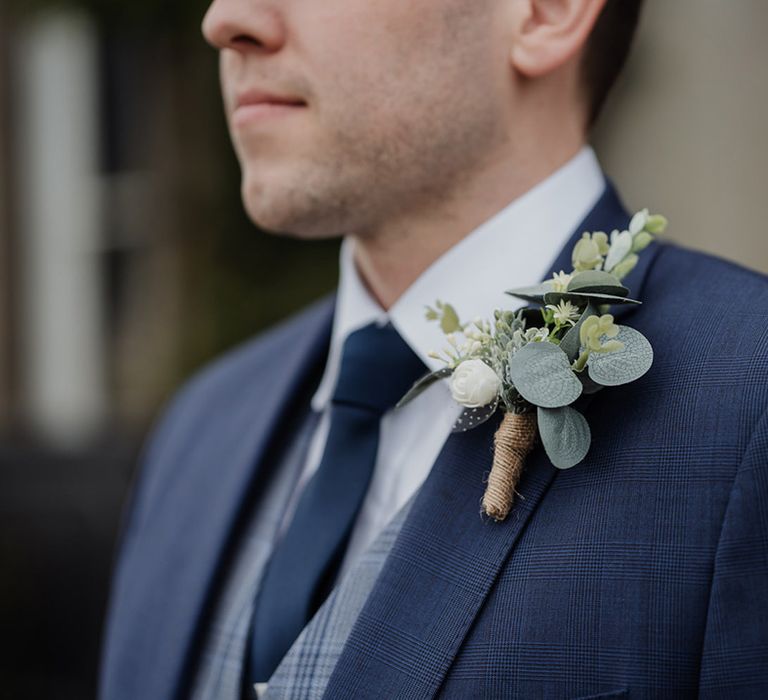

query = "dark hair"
[{"left": 582, "top": 0, "right": 645, "bottom": 126}]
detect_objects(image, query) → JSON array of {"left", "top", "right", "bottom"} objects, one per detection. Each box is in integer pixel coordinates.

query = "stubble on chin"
[
  {"left": 239, "top": 101, "right": 498, "bottom": 243},
  {"left": 240, "top": 160, "right": 361, "bottom": 240},
  {"left": 237, "top": 125, "right": 404, "bottom": 241}
]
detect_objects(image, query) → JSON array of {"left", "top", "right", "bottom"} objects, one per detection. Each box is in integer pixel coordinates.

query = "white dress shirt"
[{"left": 277, "top": 146, "right": 605, "bottom": 580}]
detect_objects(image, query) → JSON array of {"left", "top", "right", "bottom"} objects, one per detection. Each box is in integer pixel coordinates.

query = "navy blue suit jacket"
[{"left": 100, "top": 185, "right": 768, "bottom": 699}]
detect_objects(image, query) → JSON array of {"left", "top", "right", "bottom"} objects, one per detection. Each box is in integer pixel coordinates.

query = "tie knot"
[{"left": 332, "top": 322, "right": 427, "bottom": 414}]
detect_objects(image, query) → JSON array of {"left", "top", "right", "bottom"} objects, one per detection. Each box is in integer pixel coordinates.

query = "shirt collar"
[{"left": 311, "top": 145, "right": 605, "bottom": 412}]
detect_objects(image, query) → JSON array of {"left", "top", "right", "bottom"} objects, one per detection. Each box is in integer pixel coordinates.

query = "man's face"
[{"left": 203, "top": 0, "right": 512, "bottom": 238}]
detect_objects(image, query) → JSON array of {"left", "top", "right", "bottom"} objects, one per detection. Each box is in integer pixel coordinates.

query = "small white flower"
[
  {"left": 550, "top": 270, "right": 573, "bottom": 293},
  {"left": 449, "top": 359, "right": 501, "bottom": 408},
  {"left": 546, "top": 300, "right": 580, "bottom": 326}
]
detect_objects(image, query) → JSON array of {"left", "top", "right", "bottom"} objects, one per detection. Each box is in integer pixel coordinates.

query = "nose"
[{"left": 202, "top": 0, "right": 285, "bottom": 53}]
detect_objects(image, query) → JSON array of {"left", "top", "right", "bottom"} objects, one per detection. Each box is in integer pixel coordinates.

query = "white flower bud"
[
  {"left": 449, "top": 359, "right": 501, "bottom": 408},
  {"left": 629, "top": 208, "right": 649, "bottom": 235}
]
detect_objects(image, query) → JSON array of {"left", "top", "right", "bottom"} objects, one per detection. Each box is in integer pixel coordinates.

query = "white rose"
[{"left": 449, "top": 359, "right": 501, "bottom": 408}]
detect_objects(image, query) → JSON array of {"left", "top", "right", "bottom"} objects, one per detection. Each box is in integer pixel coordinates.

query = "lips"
[
  {"left": 236, "top": 89, "right": 306, "bottom": 109},
  {"left": 232, "top": 90, "right": 306, "bottom": 127}
]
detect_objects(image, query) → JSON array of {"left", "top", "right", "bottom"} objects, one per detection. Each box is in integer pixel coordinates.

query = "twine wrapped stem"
[{"left": 482, "top": 410, "right": 537, "bottom": 521}]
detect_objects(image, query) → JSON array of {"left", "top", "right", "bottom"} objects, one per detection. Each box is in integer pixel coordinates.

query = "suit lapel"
[
  {"left": 108, "top": 295, "right": 335, "bottom": 700},
  {"left": 323, "top": 182, "right": 661, "bottom": 699},
  {"left": 322, "top": 411, "right": 558, "bottom": 699}
]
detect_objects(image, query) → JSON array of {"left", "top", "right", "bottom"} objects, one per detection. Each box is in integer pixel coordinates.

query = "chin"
[{"left": 240, "top": 172, "right": 350, "bottom": 240}]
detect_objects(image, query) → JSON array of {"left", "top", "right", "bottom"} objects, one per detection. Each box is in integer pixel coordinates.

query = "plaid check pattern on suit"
[{"left": 263, "top": 494, "right": 415, "bottom": 700}]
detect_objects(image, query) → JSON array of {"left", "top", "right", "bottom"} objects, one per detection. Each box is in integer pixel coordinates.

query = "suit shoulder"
[
  {"left": 118, "top": 293, "right": 334, "bottom": 530},
  {"left": 645, "top": 241, "right": 768, "bottom": 339},
  {"left": 641, "top": 243, "right": 768, "bottom": 341},
  {"left": 637, "top": 241, "right": 768, "bottom": 414},
  {"left": 650, "top": 242, "right": 768, "bottom": 302},
  {"left": 144, "top": 293, "right": 334, "bottom": 458}
]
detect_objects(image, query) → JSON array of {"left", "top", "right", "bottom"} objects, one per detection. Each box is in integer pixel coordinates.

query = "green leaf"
[
  {"left": 544, "top": 291, "right": 641, "bottom": 306},
  {"left": 587, "top": 326, "right": 653, "bottom": 386},
  {"left": 505, "top": 283, "right": 552, "bottom": 304},
  {"left": 508, "top": 342, "right": 583, "bottom": 408},
  {"left": 537, "top": 405, "right": 591, "bottom": 469},
  {"left": 396, "top": 367, "right": 452, "bottom": 408},
  {"left": 567, "top": 270, "right": 628, "bottom": 297},
  {"left": 559, "top": 303, "right": 599, "bottom": 361},
  {"left": 440, "top": 303, "right": 462, "bottom": 334}
]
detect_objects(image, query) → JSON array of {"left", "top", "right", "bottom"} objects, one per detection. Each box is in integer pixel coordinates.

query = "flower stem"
[
  {"left": 483, "top": 411, "right": 537, "bottom": 521},
  {"left": 573, "top": 349, "right": 590, "bottom": 372}
]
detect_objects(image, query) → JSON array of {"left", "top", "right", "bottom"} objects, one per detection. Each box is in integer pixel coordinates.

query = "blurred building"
[
  {"left": 1, "top": 6, "right": 337, "bottom": 450},
  {"left": 0, "top": 5, "right": 337, "bottom": 698},
  {"left": 0, "top": 2, "right": 13, "bottom": 433}
]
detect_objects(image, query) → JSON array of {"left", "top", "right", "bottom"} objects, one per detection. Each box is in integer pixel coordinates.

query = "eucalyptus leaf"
[
  {"left": 544, "top": 291, "right": 641, "bottom": 306},
  {"left": 537, "top": 405, "right": 591, "bottom": 469},
  {"left": 587, "top": 326, "right": 653, "bottom": 387},
  {"left": 559, "top": 303, "right": 599, "bottom": 361},
  {"left": 451, "top": 398, "right": 500, "bottom": 433},
  {"left": 566, "top": 270, "right": 628, "bottom": 297},
  {"left": 505, "top": 283, "right": 552, "bottom": 304},
  {"left": 396, "top": 366, "right": 452, "bottom": 408},
  {"left": 508, "top": 342, "right": 582, "bottom": 408}
]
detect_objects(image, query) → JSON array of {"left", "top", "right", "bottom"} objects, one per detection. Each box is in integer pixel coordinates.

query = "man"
[{"left": 100, "top": 0, "right": 768, "bottom": 698}]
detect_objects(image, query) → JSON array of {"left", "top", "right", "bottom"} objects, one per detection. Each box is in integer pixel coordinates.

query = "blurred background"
[{"left": 1, "top": 0, "right": 766, "bottom": 697}]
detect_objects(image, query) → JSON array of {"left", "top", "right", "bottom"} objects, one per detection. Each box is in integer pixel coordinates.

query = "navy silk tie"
[{"left": 247, "top": 321, "right": 428, "bottom": 684}]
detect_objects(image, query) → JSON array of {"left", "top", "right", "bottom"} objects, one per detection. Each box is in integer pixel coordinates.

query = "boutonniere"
[{"left": 397, "top": 209, "right": 668, "bottom": 521}]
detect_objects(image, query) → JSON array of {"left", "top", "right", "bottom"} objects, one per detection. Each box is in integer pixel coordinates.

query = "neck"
[{"left": 351, "top": 134, "right": 587, "bottom": 311}]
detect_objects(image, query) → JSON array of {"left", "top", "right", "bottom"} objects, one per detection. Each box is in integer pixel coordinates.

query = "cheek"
[
  {"left": 369, "top": 7, "right": 495, "bottom": 110},
  {"left": 293, "top": 0, "right": 469, "bottom": 103}
]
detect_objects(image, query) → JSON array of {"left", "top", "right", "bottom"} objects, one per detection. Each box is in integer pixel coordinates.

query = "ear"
[{"left": 509, "top": 0, "right": 607, "bottom": 78}]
